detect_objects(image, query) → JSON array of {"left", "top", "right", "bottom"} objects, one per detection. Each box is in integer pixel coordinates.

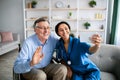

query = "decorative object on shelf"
[
  {"left": 84, "top": 22, "right": 91, "bottom": 29},
  {"left": 89, "top": 0, "right": 96, "bottom": 7},
  {"left": 31, "top": 0, "right": 37, "bottom": 8},
  {"left": 55, "top": 1, "right": 64, "bottom": 8},
  {"left": 100, "top": 25, "right": 104, "bottom": 29},
  {"left": 95, "top": 13, "right": 103, "bottom": 19},
  {"left": 67, "top": 0, "right": 70, "bottom": 8},
  {"left": 67, "top": 4, "right": 70, "bottom": 8},
  {"left": 68, "top": 12, "right": 72, "bottom": 19},
  {"left": 27, "top": 2, "right": 32, "bottom": 8}
]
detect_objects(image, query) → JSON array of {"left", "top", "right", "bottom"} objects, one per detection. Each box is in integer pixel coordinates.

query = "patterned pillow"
[{"left": 0, "top": 32, "right": 13, "bottom": 42}]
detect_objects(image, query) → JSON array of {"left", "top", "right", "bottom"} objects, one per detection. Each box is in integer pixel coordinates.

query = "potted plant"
[
  {"left": 31, "top": 0, "right": 37, "bottom": 8},
  {"left": 89, "top": 0, "right": 96, "bottom": 7},
  {"left": 68, "top": 12, "right": 72, "bottom": 19},
  {"left": 84, "top": 22, "right": 91, "bottom": 29}
]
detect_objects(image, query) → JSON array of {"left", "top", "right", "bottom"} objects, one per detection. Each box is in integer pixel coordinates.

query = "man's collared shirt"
[{"left": 14, "top": 33, "right": 58, "bottom": 73}]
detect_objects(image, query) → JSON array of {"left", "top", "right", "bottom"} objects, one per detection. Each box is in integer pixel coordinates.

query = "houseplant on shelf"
[
  {"left": 31, "top": 0, "right": 37, "bottom": 8},
  {"left": 84, "top": 22, "right": 91, "bottom": 29},
  {"left": 68, "top": 12, "right": 72, "bottom": 19},
  {"left": 89, "top": 0, "right": 96, "bottom": 7}
]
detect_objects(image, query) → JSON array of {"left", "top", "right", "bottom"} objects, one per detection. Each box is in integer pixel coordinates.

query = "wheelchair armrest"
[
  {"left": 13, "top": 68, "right": 26, "bottom": 80},
  {"left": 51, "top": 56, "right": 61, "bottom": 64},
  {"left": 13, "top": 69, "right": 21, "bottom": 80}
]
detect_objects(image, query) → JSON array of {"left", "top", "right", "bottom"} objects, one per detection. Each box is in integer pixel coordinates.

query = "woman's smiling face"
[{"left": 58, "top": 23, "right": 70, "bottom": 40}]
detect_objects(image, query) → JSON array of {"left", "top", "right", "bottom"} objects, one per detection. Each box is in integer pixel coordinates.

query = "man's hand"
[{"left": 30, "top": 46, "right": 44, "bottom": 66}]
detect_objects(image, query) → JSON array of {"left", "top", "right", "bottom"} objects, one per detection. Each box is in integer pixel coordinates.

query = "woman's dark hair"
[
  {"left": 55, "top": 21, "right": 71, "bottom": 36},
  {"left": 33, "top": 17, "right": 49, "bottom": 28}
]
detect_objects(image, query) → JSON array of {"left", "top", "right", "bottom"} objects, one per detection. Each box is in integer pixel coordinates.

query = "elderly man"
[{"left": 14, "top": 17, "right": 67, "bottom": 80}]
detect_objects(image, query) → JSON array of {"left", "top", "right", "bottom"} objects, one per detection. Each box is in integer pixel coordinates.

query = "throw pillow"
[
  {"left": 0, "top": 34, "right": 1, "bottom": 42},
  {"left": 0, "top": 32, "right": 13, "bottom": 42}
]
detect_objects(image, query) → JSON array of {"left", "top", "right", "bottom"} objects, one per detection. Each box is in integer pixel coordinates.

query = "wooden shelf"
[
  {"left": 79, "top": 8, "right": 106, "bottom": 10},
  {"left": 25, "top": 8, "right": 49, "bottom": 11},
  {"left": 52, "top": 8, "right": 78, "bottom": 10},
  {"left": 51, "top": 18, "right": 77, "bottom": 21},
  {"left": 79, "top": 18, "right": 106, "bottom": 21},
  {"left": 78, "top": 29, "right": 104, "bottom": 32},
  {"left": 25, "top": 18, "right": 37, "bottom": 21}
]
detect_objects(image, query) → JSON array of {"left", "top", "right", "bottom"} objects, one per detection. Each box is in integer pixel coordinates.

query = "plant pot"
[
  {"left": 32, "top": 5, "right": 36, "bottom": 8},
  {"left": 68, "top": 16, "right": 72, "bottom": 19},
  {"left": 85, "top": 26, "right": 89, "bottom": 29}
]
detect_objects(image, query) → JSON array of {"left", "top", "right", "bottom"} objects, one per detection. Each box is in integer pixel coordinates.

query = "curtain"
[
  {"left": 109, "top": 0, "right": 119, "bottom": 44},
  {"left": 115, "top": 0, "right": 120, "bottom": 45}
]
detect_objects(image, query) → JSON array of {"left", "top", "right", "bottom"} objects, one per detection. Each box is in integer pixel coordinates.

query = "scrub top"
[{"left": 56, "top": 36, "right": 100, "bottom": 80}]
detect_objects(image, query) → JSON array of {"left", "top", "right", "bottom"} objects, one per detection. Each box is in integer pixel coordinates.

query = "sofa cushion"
[
  {"left": 0, "top": 33, "right": 20, "bottom": 55},
  {"left": 0, "top": 32, "right": 13, "bottom": 42},
  {"left": 101, "top": 71, "right": 117, "bottom": 80},
  {"left": 0, "top": 41, "right": 19, "bottom": 49}
]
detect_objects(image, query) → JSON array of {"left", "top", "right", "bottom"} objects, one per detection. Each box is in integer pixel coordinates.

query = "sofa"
[
  {"left": 13, "top": 44, "right": 120, "bottom": 80},
  {"left": 0, "top": 32, "right": 20, "bottom": 55},
  {"left": 89, "top": 44, "right": 120, "bottom": 80}
]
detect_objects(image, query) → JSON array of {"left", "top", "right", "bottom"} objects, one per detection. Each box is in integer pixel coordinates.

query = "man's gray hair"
[{"left": 33, "top": 17, "right": 49, "bottom": 28}]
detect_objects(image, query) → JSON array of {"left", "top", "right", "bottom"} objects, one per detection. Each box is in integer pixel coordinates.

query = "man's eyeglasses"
[{"left": 36, "top": 26, "right": 50, "bottom": 30}]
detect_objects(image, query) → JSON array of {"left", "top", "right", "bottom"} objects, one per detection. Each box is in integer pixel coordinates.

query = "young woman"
[{"left": 55, "top": 21, "right": 101, "bottom": 80}]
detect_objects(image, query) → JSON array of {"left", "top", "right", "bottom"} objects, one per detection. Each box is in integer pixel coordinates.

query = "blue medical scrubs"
[{"left": 56, "top": 37, "right": 100, "bottom": 80}]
